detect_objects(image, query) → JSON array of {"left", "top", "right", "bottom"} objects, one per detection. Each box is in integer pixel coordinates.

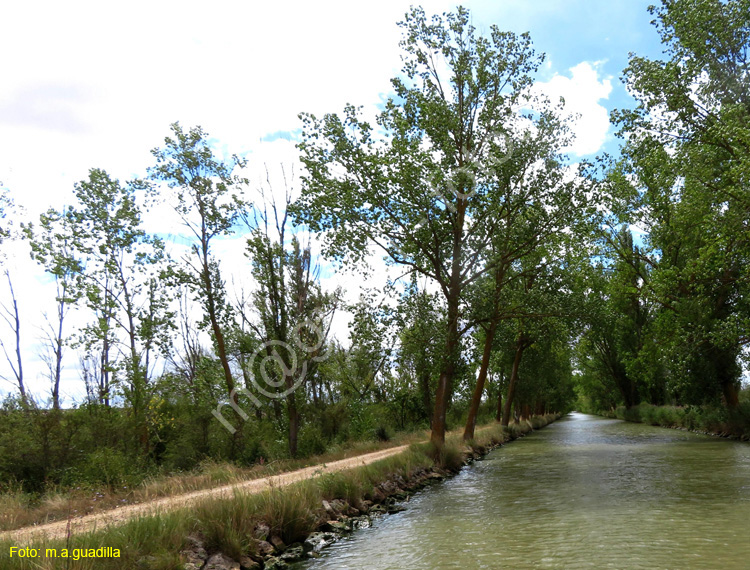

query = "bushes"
[
  {"left": 612, "top": 403, "right": 750, "bottom": 439},
  {"left": 637, "top": 404, "right": 672, "bottom": 426},
  {"left": 78, "top": 448, "right": 144, "bottom": 490},
  {"left": 297, "top": 423, "right": 328, "bottom": 457}
]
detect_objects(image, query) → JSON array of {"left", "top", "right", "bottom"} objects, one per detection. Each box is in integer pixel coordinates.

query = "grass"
[
  {"left": 0, "top": 427, "right": 433, "bottom": 534},
  {"left": 606, "top": 403, "right": 750, "bottom": 439},
  {"left": 0, "top": 414, "right": 560, "bottom": 569}
]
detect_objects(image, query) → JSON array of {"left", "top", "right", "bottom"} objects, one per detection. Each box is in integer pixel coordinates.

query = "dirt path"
[{"left": 4, "top": 444, "right": 411, "bottom": 543}]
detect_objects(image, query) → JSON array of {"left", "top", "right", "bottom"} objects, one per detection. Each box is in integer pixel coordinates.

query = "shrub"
[
  {"left": 297, "top": 423, "right": 328, "bottom": 458},
  {"left": 374, "top": 425, "right": 390, "bottom": 442},
  {"left": 79, "top": 448, "right": 142, "bottom": 490}
]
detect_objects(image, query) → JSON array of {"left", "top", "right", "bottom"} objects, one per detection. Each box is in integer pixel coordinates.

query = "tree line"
[{"left": 0, "top": 0, "right": 747, "bottom": 494}]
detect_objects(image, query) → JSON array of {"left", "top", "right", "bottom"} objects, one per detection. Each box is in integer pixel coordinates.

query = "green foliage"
[
  {"left": 293, "top": 5, "right": 587, "bottom": 444},
  {"left": 0, "top": 185, "right": 11, "bottom": 246},
  {"left": 602, "top": 0, "right": 750, "bottom": 409},
  {"left": 149, "top": 122, "right": 247, "bottom": 395},
  {"left": 78, "top": 448, "right": 143, "bottom": 490},
  {"left": 612, "top": 402, "right": 750, "bottom": 439},
  {"left": 297, "top": 422, "right": 327, "bottom": 457},
  {"left": 346, "top": 400, "right": 377, "bottom": 440}
]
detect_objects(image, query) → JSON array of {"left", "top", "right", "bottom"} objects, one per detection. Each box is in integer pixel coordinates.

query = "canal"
[{"left": 298, "top": 412, "right": 750, "bottom": 569}]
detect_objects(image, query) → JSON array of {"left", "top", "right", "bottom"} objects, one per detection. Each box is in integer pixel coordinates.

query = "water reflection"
[{"left": 298, "top": 413, "right": 750, "bottom": 569}]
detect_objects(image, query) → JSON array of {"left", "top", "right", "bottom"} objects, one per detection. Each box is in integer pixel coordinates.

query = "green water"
[{"left": 299, "top": 413, "right": 750, "bottom": 569}]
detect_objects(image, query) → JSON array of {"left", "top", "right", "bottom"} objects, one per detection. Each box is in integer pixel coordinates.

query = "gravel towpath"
[{"left": 4, "top": 444, "right": 411, "bottom": 543}]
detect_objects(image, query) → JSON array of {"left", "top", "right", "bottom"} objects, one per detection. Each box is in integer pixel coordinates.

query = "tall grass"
[
  {"left": 0, "top": 427, "right": 432, "bottom": 533},
  {"left": 612, "top": 403, "right": 750, "bottom": 439},
  {"left": 0, "top": 415, "right": 560, "bottom": 569}
]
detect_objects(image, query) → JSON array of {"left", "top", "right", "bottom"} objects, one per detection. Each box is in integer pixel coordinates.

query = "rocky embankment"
[{"left": 180, "top": 416, "right": 559, "bottom": 570}]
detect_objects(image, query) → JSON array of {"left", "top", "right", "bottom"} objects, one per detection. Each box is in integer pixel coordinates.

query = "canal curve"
[{"left": 298, "top": 412, "right": 750, "bottom": 569}]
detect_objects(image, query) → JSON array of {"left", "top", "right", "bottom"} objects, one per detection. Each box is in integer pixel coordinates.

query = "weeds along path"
[{"left": 4, "top": 444, "right": 411, "bottom": 543}]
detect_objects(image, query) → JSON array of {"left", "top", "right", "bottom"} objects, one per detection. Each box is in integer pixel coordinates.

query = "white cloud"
[
  {"left": 533, "top": 61, "right": 613, "bottom": 156},
  {"left": 0, "top": 2, "right": 618, "bottom": 402}
]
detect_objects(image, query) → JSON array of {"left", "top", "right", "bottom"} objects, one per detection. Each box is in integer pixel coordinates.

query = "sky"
[{"left": 0, "top": 0, "right": 666, "bottom": 403}]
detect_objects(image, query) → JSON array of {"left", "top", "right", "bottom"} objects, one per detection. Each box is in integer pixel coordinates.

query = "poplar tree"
[
  {"left": 150, "top": 123, "right": 247, "bottom": 396},
  {"left": 294, "top": 6, "right": 580, "bottom": 446}
]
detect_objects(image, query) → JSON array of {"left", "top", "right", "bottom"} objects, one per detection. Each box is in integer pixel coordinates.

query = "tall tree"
[
  {"left": 0, "top": 271, "right": 24, "bottom": 402},
  {"left": 150, "top": 123, "right": 247, "bottom": 396},
  {"left": 0, "top": 189, "right": 26, "bottom": 403},
  {"left": 72, "top": 170, "right": 170, "bottom": 419},
  {"left": 461, "top": 165, "right": 590, "bottom": 439},
  {"left": 610, "top": 0, "right": 750, "bottom": 407},
  {"left": 294, "top": 6, "right": 578, "bottom": 446},
  {"left": 25, "top": 208, "right": 82, "bottom": 410},
  {"left": 243, "top": 176, "right": 338, "bottom": 457}
]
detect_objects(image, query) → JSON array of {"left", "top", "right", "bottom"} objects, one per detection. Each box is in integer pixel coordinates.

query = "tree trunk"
[
  {"left": 287, "top": 391, "right": 299, "bottom": 457},
  {"left": 714, "top": 346, "right": 740, "bottom": 409},
  {"left": 420, "top": 369, "right": 433, "bottom": 427},
  {"left": 202, "top": 242, "right": 234, "bottom": 396},
  {"left": 502, "top": 335, "right": 527, "bottom": 426},
  {"left": 521, "top": 404, "right": 530, "bottom": 421},
  {"left": 2, "top": 271, "right": 25, "bottom": 402},
  {"left": 430, "top": 291, "right": 461, "bottom": 447},
  {"left": 430, "top": 191, "right": 467, "bottom": 448},
  {"left": 51, "top": 289, "right": 66, "bottom": 411},
  {"left": 722, "top": 382, "right": 740, "bottom": 409},
  {"left": 495, "top": 370, "right": 504, "bottom": 422},
  {"left": 463, "top": 321, "right": 498, "bottom": 441},
  {"left": 209, "top": 305, "right": 234, "bottom": 395}
]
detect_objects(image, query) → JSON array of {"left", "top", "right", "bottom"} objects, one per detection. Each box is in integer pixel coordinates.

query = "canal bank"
[
  {"left": 0, "top": 415, "right": 560, "bottom": 570},
  {"left": 179, "top": 414, "right": 560, "bottom": 570},
  {"left": 601, "top": 403, "right": 750, "bottom": 441},
  {"left": 298, "top": 412, "right": 750, "bottom": 570}
]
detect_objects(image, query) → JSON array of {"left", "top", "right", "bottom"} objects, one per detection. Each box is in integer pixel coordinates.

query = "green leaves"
[
  {"left": 606, "top": 0, "right": 750, "bottom": 407},
  {"left": 150, "top": 122, "right": 247, "bottom": 241},
  {"left": 149, "top": 123, "right": 249, "bottom": 395}
]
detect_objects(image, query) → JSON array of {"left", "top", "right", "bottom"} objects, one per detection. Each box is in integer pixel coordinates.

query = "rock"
[
  {"left": 204, "top": 553, "right": 240, "bottom": 570},
  {"left": 180, "top": 542, "right": 208, "bottom": 567},
  {"left": 264, "top": 557, "right": 289, "bottom": 570},
  {"left": 322, "top": 519, "right": 351, "bottom": 533},
  {"left": 182, "top": 564, "right": 201, "bottom": 570},
  {"left": 371, "top": 488, "right": 386, "bottom": 502},
  {"left": 185, "top": 534, "right": 206, "bottom": 549},
  {"left": 380, "top": 480, "right": 399, "bottom": 495},
  {"left": 329, "top": 499, "right": 349, "bottom": 513},
  {"left": 269, "top": 535, "right": 286, "bottom": 552},
  {"left": 279, "top": 545, "right": 306, "bottom": 563},
  {"left": 253, "top": 522, "right": 270, "bottom": 541},
  {"left": 322, "top": 499, "right": 336, "bottom": 516},
  {"left": 253, "top": 540, "right": 275, "bottom": 557},
  {"left": 304, "top": 532, "right": 337, "bottom": 553},
  {"left": 353, "top": 517, "right": 371, "bottom": 529},
  {"left": 359, "top": 499, "right": 373, "bottom": 512},
  {"left": 387, "top": 503, "right": 406, "bottom": 514},
  {"left": 182, "top": 552, "right": 207, "bottom": 567},
  {"left": 240, "top": 556, "right": 261, "bottom": 570}
]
